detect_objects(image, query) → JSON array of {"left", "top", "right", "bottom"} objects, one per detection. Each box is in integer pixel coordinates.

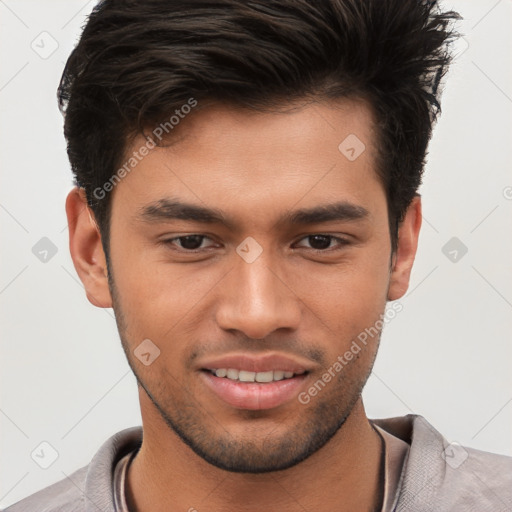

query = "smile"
[
  {"left": 200, "top": 370, "right": 309, "bottom": 410},
  {"left": 208, "top": 368, "right": 306, "bottom": 383}
]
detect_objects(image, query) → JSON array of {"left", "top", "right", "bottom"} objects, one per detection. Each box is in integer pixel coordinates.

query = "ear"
[
  {"left": 387, "top": 196, "right": 422, "bottom": 301},
  {"left": 65, "top": 187, "right": 113, "bottom": 308}
]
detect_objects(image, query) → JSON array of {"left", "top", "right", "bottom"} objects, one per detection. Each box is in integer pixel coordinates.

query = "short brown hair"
[{"left": 58, "top": 0, "right": 461, "bottom": 254}]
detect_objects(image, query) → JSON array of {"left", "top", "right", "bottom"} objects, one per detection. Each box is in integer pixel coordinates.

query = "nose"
[{"left": 215, "top": 252, "right": 301, "bottom": 340}]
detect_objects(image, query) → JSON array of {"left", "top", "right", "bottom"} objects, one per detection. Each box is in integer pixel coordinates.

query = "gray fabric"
[
  {"left": 373, "top": 416, "right": 512, "bottom": 512},
  {"left": 3, "top": 428, "right": 142, "bottom": 512},
  {"left": 4, "top": 414, "right": 512, "bottom": 511},
  {"left": 373, "top": 424, "right": 410, "bottom": 511}
]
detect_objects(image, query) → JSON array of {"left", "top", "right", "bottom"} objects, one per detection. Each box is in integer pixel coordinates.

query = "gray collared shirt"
[
  {"left": 112, "top": 423, "right": 410, "bottom": 512},
  {"left": 5, "top": 414, "right": 512, "bottom": 511}
]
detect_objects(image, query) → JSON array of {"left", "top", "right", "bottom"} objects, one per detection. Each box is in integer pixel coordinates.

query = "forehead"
[
  {"left": 155, "top": 98, "right": 377, "bottom": 166},
  {"left": 111, "top": 98, "right": 385, "bottom": 226}
]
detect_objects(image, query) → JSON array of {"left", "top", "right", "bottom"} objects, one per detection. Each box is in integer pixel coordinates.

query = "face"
[{"left": 68, "top": 99, "right": 420, "bottom": 473}]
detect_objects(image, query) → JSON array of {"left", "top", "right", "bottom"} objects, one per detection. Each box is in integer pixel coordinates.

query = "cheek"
[
  {"left": 288, "top": 260, "right": 390, "bottom": 385},
  {"left": 294, "top": 251, "right": 390, "bottom": 333},
  {"left": 111, "top": 251, "right": 224, "bottom": 342}
]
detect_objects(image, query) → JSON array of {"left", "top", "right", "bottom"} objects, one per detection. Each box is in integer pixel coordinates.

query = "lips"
[
  {"left": 198, "top": 352, "right": 312, "bottom": 374},
  {"left": 197, "top": 352, "right": 312, "bottom": 410}
]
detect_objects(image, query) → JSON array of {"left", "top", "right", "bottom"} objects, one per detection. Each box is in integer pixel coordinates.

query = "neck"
[{"left": 126, "top": 394, "right": 382, "bottom": 512}]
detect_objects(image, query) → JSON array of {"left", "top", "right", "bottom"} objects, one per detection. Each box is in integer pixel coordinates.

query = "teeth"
[
  {"left": 255, "top": 371, "right": 273, "bottom": 383},
  {"left": 212, "top": 368, "right": 302, "bottom": 382},
  {"left": 239, "top": 370, "right": 256, "bottom": 382},
  {"left": 227, "top": 368, "right": 239, "bottom": 380}
]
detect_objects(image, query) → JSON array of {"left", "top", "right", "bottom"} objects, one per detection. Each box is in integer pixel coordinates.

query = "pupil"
[
  {"left": 309, "top": 235, "right": 331, "bottom": 250},
  {"left": 181, "top": 235, "right": 203, "bottom": 249}
]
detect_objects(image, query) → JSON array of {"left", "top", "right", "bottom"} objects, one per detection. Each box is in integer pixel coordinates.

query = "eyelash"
[{"left": 161, "top": 234, "right": 350, "bottom": 254}]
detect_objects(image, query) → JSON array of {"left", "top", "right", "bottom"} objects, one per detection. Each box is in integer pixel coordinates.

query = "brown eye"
[
  {"left": 295, "top": 234, "right": 350, "bottom": 252},
  {"left": 307, "top": 235, "right": 332, "bottom": 250},
  {"left": 177, "top": 235, "right": 205, "bottom": 250},
  {"left": 164, "top": 235, "right": 214, "bottom": 251}
]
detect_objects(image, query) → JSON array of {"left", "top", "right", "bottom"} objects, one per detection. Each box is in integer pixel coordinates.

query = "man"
[{"left": 6, "top": 0, "right": 512, "bottom": 511}]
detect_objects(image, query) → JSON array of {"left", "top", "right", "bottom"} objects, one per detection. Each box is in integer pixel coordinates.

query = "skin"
[{"left": 66, "top": 98, "right": 421, "bottom": 512}]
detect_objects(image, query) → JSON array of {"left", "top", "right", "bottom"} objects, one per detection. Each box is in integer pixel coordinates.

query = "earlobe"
[
  {"left": 387, "top": 196, "right": 422, "bottom": 301},
  {"left": 65, "top": 187, "right": 113, "bottom": 308}
]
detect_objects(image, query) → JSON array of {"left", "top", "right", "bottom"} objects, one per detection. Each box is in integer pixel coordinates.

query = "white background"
[{"left": 1, "top": 0, "right": 511, "bottom": 508}]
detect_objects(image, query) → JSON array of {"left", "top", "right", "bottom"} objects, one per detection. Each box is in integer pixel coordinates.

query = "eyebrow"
[{"left": 137, "top": 197, "right": 369, "bottom": 229}]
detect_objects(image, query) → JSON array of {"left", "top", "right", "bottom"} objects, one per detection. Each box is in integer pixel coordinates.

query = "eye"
[
  {"left": 294, "top": 234, "right": 349, "bottom": 251},
  {"left": 164, "top": 235, "right": 216, "bottom": 251}
]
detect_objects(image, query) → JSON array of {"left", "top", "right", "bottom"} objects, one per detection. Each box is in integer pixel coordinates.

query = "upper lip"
[{"left": 198, "top": 352, "right": 313, "bottom": 373}]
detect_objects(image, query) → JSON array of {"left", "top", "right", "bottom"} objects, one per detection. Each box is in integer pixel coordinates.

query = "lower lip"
[{"left": 200, "top": 371, "right": 308, "bottom": 410}]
